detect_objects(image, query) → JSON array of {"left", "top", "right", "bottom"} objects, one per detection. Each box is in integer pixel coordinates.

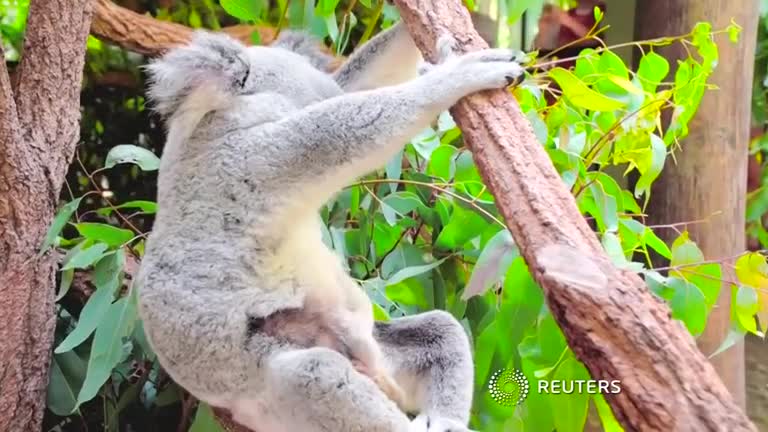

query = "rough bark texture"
[
  {"left": 0, "top": 1, "right": 94, "bottom": 431},
  {"left": 392, "top": 0, "right": 755, "bottom": 430},
  {"left": 745, "top": 335, "right": 768, "bottom": 430},
  {"left": 92, "top": 0, "right": 276, "bottom": 56},
  {"left": 634, "top": 0, "right": 759, "bottom": 411}
]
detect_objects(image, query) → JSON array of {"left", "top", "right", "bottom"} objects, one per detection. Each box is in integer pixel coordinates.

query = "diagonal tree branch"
[
  {"left": 391, "top": 0, "right": 756, "bottom": 430},
  {"left": 91, "top": 0, "right": 276, "bottom": 56}
]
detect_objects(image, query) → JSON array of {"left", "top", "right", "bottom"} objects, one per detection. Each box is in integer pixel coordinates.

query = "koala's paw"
[
  {"left": 351, "top": 360, "right": 407, "bottom": 409},
  {"left": 447, "top": 48, "right": 525, "bottom": 90},
  {"left": 409, "top": 415, "right": 477, "bottom": 432},
  {"left": 372, "top": 373, "right": 407, "bottom": 409}
]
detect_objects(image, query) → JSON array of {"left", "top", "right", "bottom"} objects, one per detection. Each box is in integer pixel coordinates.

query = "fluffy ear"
[
  {"left": 144, "top": 31, "right": 250, "bottom": 117},
  {"left": 270, "top": 30, "right": 338, "bottom": 72}
]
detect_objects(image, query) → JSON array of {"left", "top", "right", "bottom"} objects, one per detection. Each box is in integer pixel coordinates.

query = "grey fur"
[{"left": 137, "top": 22, "right": 522, "bottom": 432}]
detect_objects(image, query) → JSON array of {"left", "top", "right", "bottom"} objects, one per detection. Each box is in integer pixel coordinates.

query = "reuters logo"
[{"left": 488, "top": 369, "right": 530, "bottom": 406}]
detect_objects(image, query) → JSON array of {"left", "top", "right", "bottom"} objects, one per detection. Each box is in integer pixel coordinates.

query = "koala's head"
[{"left": 145, "top": 30, "right": 339, "bottom": 119}]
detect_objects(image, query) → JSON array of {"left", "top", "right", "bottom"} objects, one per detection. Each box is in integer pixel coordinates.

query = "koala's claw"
[{"left": 506, "top": 72, "right": 524, "bottom": 87}]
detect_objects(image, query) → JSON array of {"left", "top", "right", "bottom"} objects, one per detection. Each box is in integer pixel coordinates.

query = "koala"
[{"left": 136, "top": 20, "right": 524, "bottom": 432}]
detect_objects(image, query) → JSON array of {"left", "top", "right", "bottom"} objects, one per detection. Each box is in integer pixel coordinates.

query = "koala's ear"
[
  {"left": 270, "top": 30, "right": 337, "bottom": 72},
  {"left": 144, "top": 31, "right": 250, "bottom": 117}
]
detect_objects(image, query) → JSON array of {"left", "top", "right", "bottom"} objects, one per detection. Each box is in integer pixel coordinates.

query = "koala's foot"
[
  {"left": 351, "top": 360, "right": 407, "bottom": 410},
  {"left": 409, "top": 415, "right": 477, "bottom": 432},
  {"left": 372, "top": 372, "right": 407, "bottom": 409},
  {"left": 420, "top": 34, "right": 525, "bottom": 93}
]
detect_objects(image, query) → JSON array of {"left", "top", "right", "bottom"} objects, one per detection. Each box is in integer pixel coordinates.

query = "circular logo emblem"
[{"left": 488, "top": 369, "right": 530, "bottom": 406}]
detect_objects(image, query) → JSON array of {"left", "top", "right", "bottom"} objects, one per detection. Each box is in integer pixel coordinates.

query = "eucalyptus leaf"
[
  {"left": 190, "top": 403, "right": 227, "bottom": 432},
  {"left": 40, "top": 198, "right": 83, "bottom": 254},
  {"left": 75, "top": 292, "right": 138, "bottom": 407},
  {"left": 220, "top": 0, "right": 262, "bottom": 21},
  {"left": 105, "top": 145, "right": 160, "bottom": 171},
  {"left": 55, "top": 251, "right": 124, "bottom": 353}
]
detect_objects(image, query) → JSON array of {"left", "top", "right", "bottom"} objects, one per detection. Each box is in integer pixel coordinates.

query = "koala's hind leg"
[
  {"left": 234, "top": 346, "right": 412, "bottom": 432},
  {"left": 375, "top": 311, "right": 475, "bottom": 431}
]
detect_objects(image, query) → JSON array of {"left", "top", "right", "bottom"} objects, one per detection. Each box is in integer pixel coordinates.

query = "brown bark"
[
  {"left": 0, "top": 1, "right": 94, "bottom": 431},
  {"left": 91, "top": 0, "right": 276, "bottom": 56},
  {"left": 392, "top": 0, "right": 755, "bottom": 430},
  {"left": 634, "top": 0, "right": 759, "bottom": 410}
]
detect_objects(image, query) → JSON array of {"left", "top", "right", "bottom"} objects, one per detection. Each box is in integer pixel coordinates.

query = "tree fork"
[{"left": 391, "top": 0, "right": 755, "bottom": 430}]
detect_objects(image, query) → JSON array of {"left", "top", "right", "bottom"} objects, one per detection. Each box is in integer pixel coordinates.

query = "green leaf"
[
  {"left": 505, "top": 0, "right": 537, "bottom": 25},
  {"left": 410, "top": 128, "right": 441, "bottom": 160},
  {"left": 734, "top": 285, "right": 760, "bottom": 333},
  {"left": 643, "top": 228, "right": 672, "bottom": 259},
  {"left": 548, "top": 68, "right": 627, "bottom": 112},
  {"left": 463, "top": 230, "right": 518, "bottom": 300},
  {"left": 550, "top": 356, "right": 590, "bottom": 432},
  {"left": 683, "top": 263, "right": 722, "bottom": 308},
  {"left": 727, "top": 20, "right": 742, "bottom": 43},
  {"left": 589, "top": 180, "right": 619, "bottom": 232},
  {"left": 385, "top": 258, "right": 447, "bottom": 286},
  {"left": 473, "top": 321, "right": 498, "bottom": 388},
  {"left": 96, "top": 200, "right": 157, "bottom": 216},
  {"left": 435, "top": 204, "right": 488, "bottom": 249},
  {"left": 323, "top": 13, "right": 339, "bottom": 43},
  {"left": 189, "top": 403, "right": 226, "bottom": 432},
  {"left": 40, "top": 198, "right": 83, "bottom": 254},
  {"left": 709, "top": 327, "right": 746, "bottom": 358},
  {"left": 668, "top": 277, "right": 708, "bottom": 336},
  {"left": 75, "top": 223, "right": 134, "bottom": 247},
  {"left": 382, "top": 191, "right": 423, "bottom": 217},
  {"left": 55, "top": 251, "right": 124, "bottom": 353},
  {"left": 56, "top": 269, "right": 74, "bottom": 302},
  {"left": 601, "top": 233, "right": 626, "bottom": 265},
  {"left": 593, "top": 394, "right": 623, "bottom": 432},
  {"left": 105, "top": 145, "right": 160, "bottom": 171},
  {"left": 670, "top": 232, "right": 704, "bottom": 265},
  {"left": 61, "top": 243, "right": 110, "bottom": 271},
  {"left": 385, "top": 149, "right": 404, "bottom": 194},
  {"left": 638, "top": 51, "right": 669, "bottom": 93},
  {"left": 220, "top": 0, "right": 262, "bottom": 21},
  {"left": 427, "top": 145, "right": 458, "bottom": 180},
  {"left": 634, "top": 134, "right": 666, "bottom": 198},
  {"left": 76, "top": 291, "right": 138, "bottom": 407},
  {"left": 47, "top": 351, "right": 87, "bottom": 416}
]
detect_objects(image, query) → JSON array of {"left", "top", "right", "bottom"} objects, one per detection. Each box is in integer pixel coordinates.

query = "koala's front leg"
[{"left": 245, "top": 37, "right": 524, "bottom": 187}]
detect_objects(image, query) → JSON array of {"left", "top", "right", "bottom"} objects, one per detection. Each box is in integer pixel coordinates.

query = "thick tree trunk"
[
  {"left": 634, "top": 0, "right": 758, "bottom": 410},
  {"left": 0, "top": 1, "right": 94, "bottom": 430},
  {"left": 392, "top": 0, "right": 755, "bottom": 430}
]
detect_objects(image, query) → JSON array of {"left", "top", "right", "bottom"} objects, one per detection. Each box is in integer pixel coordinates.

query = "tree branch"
[
  {"left": 391, "top": 0, "right": 756, "bottom": 430},
  {"left": 91, "top": 0, "right": 276, "bottom": 56}
]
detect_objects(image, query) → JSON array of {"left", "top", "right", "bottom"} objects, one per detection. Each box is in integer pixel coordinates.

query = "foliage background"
[{"left": 1, "top": 1, "right": 765, "bottom": 431}]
